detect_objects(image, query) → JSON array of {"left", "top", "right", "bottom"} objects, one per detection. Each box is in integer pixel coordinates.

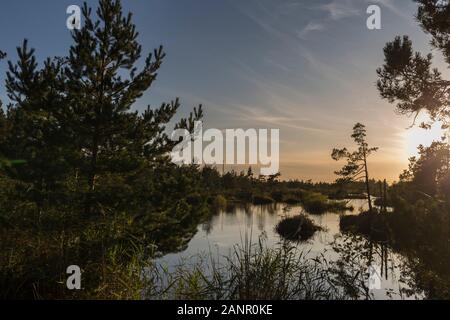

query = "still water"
[{"left": 157, "top": 199, "right": 423, "bottom": 300}]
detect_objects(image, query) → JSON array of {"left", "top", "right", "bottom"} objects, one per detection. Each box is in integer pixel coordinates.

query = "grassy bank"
[
  {"left": 300, "top": 191, "right": 353, "bottom": 214},
  {"left": 221, "top": 188, "right": 353, "bottom": 215}
]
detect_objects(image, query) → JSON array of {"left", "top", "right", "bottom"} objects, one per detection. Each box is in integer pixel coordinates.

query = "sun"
[{"left": 404, "top": 115, "right": 447, "bottom": 157}]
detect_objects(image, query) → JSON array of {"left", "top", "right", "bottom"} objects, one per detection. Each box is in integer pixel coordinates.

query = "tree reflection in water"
[{"left": 330, "top": 234, "right": 424, "bottom": 299}]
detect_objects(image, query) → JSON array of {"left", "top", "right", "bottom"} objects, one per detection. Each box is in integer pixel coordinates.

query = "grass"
[
  {"left": 275, "top": 214, "right": 323, "bottom": 241},
  {"left": 148, "top": 236, "right": 368, "bottom": 300},
  {"left": 301, "top": 191, "right": 353, "bottom": 214},
  {"left": 247, "top": 189, "right": 353, "bottom": 214},
  {"left": 252, "top": 194, "right": 275, "bottom": 205},
  {"left": 0, "top": 194, "right": 208, "bottom": 299},
  {"left": 0, "top": 206, "right": 154, "bottom": 299}
]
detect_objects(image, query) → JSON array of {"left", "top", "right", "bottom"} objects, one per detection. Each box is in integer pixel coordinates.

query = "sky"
[{"left": 0, "top": 0, "right": 448, "bottom": 182}]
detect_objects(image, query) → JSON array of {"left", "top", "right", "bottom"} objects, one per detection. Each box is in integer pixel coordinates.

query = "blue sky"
[{"left": 0, "top": 0, "right": 447, "bottom": 181}]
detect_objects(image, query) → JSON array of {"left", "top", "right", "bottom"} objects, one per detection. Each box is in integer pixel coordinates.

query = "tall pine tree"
[
  {"left": 63, "top": 0, "right": 202, "bottom": 211},
  {"left": 332, "top": 123, "right": 378, "bottom": 213}
]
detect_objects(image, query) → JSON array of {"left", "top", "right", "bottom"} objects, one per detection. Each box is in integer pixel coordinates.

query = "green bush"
[
  {"left": 252, "top": 194, "right": 274, "bottom": 205},
  {"left": 301, "top": 191, "right": 352, "bottom": 214},
  {"left": 275, "top": 214, "right": 322, "bottom": 241},
  {"left": 212, "top": 195, "right": 227, "bottom": 210}
]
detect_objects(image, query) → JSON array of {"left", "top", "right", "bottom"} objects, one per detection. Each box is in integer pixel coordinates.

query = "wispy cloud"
[
  {"left": 320, "top": 0, "right": 360, "bottom": 21},
  {"left": 315, "top": 0, "right": 412, "bottom": 33},
  {"left": 231, "top": 1, "right": 351, "bottom": 87},
  {"left": 219, "top": 103, "right": 330, "bottom": 134},
  {"left": 366, "top": 0, "right": 412, "bottom": 21},
  {"left": 296, "top": 0, "right": 362, "bottom": 39},
  {"left": 298, "top": 22, "right": 326, "bottom": 39}
]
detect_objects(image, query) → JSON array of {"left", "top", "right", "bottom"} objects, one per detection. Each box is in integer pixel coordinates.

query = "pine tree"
[
  {"left": 62, "top": 0, "right": 203, "bottom": 213},
  {"left": 377, "top": 1, "right": 449, "bottom": 129},
  {"left": 332, "top": 123, "right": 378, "bottom": 213}
]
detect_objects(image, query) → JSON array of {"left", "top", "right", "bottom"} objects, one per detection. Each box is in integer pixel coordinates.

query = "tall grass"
[{"left": 147, "top": 236, "right": 368, "bottom": 300}]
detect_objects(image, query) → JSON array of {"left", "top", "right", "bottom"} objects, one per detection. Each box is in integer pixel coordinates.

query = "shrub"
[
  {"left": 275, "top": 214, "right": 322, "bottom": 241},
  {"left": 339, "top": 210, "right": 389, "bottom": 242},
  {"left": 252, "top": 195, "right": 274, "bottom": 205},
  {"left": 301, "top": 191, "right": 352, "bottom": 214},
  {"left": 212, "top": 195, "right": 227, "bottom": 210},
  {"left": 270, "top": 191, "right": 284, "bottom": 202}
]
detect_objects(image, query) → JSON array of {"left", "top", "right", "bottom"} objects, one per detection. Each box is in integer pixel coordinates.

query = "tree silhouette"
[
  {"left": 62, "top": 0, "right": 202, "bottom": 194},
  {"left": 400, "top": 141, "right": 450, "bottom": 198},
  {"left": 377, "top": 0, "right": 449, "bottom": 130},
  {"left": 63, "top": 0, "right": 203, "bottom": 211},
  {"left": 332, "top": 123, "right": 378, "bottom": 213},
  {"left": 65, "top": 0, "right": 173, "bottom": 193},
  {"left": 377, "top": 0, "right": 450, "bottom": 198}
]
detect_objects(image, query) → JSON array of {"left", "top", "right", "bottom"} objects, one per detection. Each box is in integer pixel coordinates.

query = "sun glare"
[{"left": 404, "top": 115, "right": 447, "bottom": 157}]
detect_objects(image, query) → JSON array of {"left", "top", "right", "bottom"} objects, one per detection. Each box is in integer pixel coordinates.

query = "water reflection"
[
  {"left": 330, "top": 234, "right": 423, "bottom": 299},
  {"left": 157, "top": 199, "right": 422, "bottom": 300}
]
